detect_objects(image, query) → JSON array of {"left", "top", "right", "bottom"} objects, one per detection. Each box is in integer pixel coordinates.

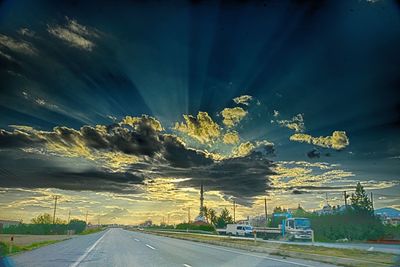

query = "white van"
[{"left": 226, "top": 224, "right": 253, "bottom": 236}]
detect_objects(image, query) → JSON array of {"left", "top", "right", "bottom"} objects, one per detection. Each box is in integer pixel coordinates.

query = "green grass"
[
  {"left": 79, "top": 227, "right": 104, "bottom": 235},
  {"left": 0, "top": 240, "right": 60, "bottom": 256}
]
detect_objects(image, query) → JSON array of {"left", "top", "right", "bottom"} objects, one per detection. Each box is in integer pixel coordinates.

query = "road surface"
[{"left": 5, "top": 228, "right": 338, "bottom": 267}]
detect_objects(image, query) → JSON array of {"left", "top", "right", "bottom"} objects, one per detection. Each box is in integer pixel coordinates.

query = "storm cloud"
[{"left": 0, "top": 116, "right": 276, "bottom": 200}]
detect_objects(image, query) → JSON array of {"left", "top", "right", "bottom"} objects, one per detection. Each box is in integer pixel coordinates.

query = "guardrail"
[{"left": 142, "top": 228, "right": 216, "bottom": 235}]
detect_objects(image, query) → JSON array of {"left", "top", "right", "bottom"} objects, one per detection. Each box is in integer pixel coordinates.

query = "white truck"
[
  {"left": 254, "top": 217, "right": 313, "bottom": 241},
  {"left": 225, "top": 224, "right": 253, "bottom": 236}
]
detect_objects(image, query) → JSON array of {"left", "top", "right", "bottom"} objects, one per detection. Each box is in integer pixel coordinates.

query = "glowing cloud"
[
  {"left": 47, "top": 17, "right": 98, "bottom": 51},
  {"left": 223, "top": 131, "right": 240, "bottom": 145},
  {"left": 232, "top": 141, "right": 255, "bottom": 157},
  {"left": 0, "top": 34, "right": 36, "bottom": 55},
  {"left": 290, "top": 131, "right": 350, "bottom": 150},
  {"left": 221, "top": 107, "right": 248, "bottom": 128},
  {"left": 277, "top": 113, "right": 305, "bottom": 132},
  {"left": 174, "top": 112, "right": 220, "bottom": 144},
  {"left": 120, "top": 115, "right": 164, "bottom": 132},
  {"left": 233, "top": 95, "right": 253, "bottom": 106}
]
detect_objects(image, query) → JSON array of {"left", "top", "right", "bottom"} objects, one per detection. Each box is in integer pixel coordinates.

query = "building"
[
  {"left": 193, "top": 183, "right": 207, "bottom": 224},
  {"left": 375, "top": 207, "right": 400, "bottom": 226}
]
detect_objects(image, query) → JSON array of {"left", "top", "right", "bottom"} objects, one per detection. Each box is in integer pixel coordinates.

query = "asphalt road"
[{"left": 5, "top": 228, "right": 338, "bottom": 267}]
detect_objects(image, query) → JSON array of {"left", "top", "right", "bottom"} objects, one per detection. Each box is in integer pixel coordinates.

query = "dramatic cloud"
[
  {"left": 277, "top": 113, "right": 305, "bottom": 132},
  {"left": 223, "top": 131, "right": 240, "bottom": 144},
  {"left": 290, "top": 131, "right": 350, "bottom": 150},
  {"left": 120, "top": 115, "right": 164, "bottom": 132},
  {"left": 0, "top": 129, "right": 45, "bottom": 148},
  {"left": 221, "top": 107, "right": 248, "bottom": 128},
  {"left": 0, "top": 34, "right": 36, "bottom": 55},
  {"left": 232, "top": 141, "right": 255, "bottom": 157},
  {"left": 270, "top": 161, "right": 356, "bottom": 191},
  {"left": 148, "top": 155, "right": 276, "bottom": 205},
  {"left": 0, "top": 114, "right": 279, "bottom": 202},
  {"left": 174, "top": 112, "right": 220, "bottom": 144},
  {"left": 0, "top": 153, "right": 144, "bottom": 193},
  {"left": 47, "top": 17, "right": 98, "bottom": 51},
  {"left": 233, "top": 95, "right": 253, "bottom": 106}
]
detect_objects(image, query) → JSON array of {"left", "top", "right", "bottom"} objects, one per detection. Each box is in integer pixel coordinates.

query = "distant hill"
[{"left": 374, "top": 207, "right": 400, "bottom": 218}]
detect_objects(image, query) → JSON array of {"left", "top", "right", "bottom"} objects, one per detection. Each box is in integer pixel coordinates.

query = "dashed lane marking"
[
  {"left": 70, "top": 230, "right": 109, "bottom": 267},
  {"left": 145, "top": 244, "right": 156, "bottom": 250}
]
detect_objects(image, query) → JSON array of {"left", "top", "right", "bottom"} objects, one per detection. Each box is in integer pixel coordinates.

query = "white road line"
[
  {"left": 70, "top": 230, "right": 109, "bottom": 267},
  {"left": 183, "top": 264, "right": 192, "bottom": 267},
  {"left": 145, "top": 244, "right": 156, "bottom": 250},
  {"left": 134, "top": 238, "right": 140, "bottom": 242},
  {"left": 176, "top": 241, "right": 311, "bottom": 267}
]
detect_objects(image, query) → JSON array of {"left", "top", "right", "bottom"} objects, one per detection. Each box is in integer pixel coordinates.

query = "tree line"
[
  {"left": 1, "top": 213, "right": 87, "bottom": 235},
  {"left": 272, "top": 182, "right": 398, "bottom": 241}
]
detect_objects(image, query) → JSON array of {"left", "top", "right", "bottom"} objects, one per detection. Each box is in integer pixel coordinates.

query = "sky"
[{"left": 0, "top": 0, "right": 399, "bottom": 225}]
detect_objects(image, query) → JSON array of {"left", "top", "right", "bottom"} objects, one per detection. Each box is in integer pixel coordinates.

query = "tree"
[
  {"left": 203, "top": 206, "right": 218, "bottom": 226},
  {"left": 351, "top": 182, "right": 373, "bottom": 214},
  {"left": 208, "top": 208, "right": 218, "bottom": 226},
  {"left": 31, "top": 213, "right": 52, "bottom": 224},
  {"left": 68, "top": 219, "right": 86, "bottom": 233},
  {"left": 273, "top": 206, "right": 287, "bottom": 213},
  {"left": 31, "top": 213, "right": 66, "bottom": 224},
  {"left": 293, "top": 204, "right": 309, "bottom": 217},
  {"left": 215, "top": 208, "right": 233, "bottom": 228},
  {"left": 203, "top": 206, "right": 209, "bottom": 222}
]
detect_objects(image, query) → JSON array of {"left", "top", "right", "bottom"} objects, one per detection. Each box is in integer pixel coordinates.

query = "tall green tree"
[
  {"left": 216, "top": 208, "right": 233, "bottom": 228},
  {"left": 351, "top": 182, "right": 373, "bottom": 214}
]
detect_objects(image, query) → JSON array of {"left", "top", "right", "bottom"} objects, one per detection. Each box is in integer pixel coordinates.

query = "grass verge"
[
  {"left": 79, "top": 227, "right": 105, "bottom": 235},
  {"left": 141, "top": 230, "right": 398, "bottom": 267},
  {"left": 0, "top": 240, "right": 61, "bottom": 257}
]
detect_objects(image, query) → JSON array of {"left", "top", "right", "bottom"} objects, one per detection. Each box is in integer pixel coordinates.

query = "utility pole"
[
  {"left": 85, "top": 211, "right": 88, "bottom": 224},
  {"left": 52, "top": 195, "right": 60, "bottom": 224},
  {"left": 344, "top": 191, "right": 348, "bottom": 207},
  {"left": 167, "top": 214, "right": 170, "bottom": 225},
  {"left": 264, "top": 198, "right": 268, "bottom": 226},
  {"left": 233, "top": 200, "right": 236, "bottom": 223},
  {"left": 67, "top": 210, "right": 71, "bottom": 224},
  {"left": 370, "top": 192, "right": 374, "bottom": 210},
  {"left": 188, "top": 207, "right": 191, "bottom": 223}
]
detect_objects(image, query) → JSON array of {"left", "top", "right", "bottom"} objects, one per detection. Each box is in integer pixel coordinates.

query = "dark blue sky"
[{"left": 0, "top": 0, "right": 399, "bottom": 221}]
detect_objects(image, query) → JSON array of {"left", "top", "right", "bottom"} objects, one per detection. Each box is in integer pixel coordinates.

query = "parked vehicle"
[
  {"left": 225, "top": 224, "right": 253, "bottom": 236},
  {"left": 281, "top": 217, "right": 313, "bottom": 240},
  {"left": 253, "top": 217, "right": 313, "bottom": 241}
]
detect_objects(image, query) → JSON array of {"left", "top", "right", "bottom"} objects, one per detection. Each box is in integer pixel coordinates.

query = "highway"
[{"left": 7, "top": 228, "right": 338, "bottom": 267}]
